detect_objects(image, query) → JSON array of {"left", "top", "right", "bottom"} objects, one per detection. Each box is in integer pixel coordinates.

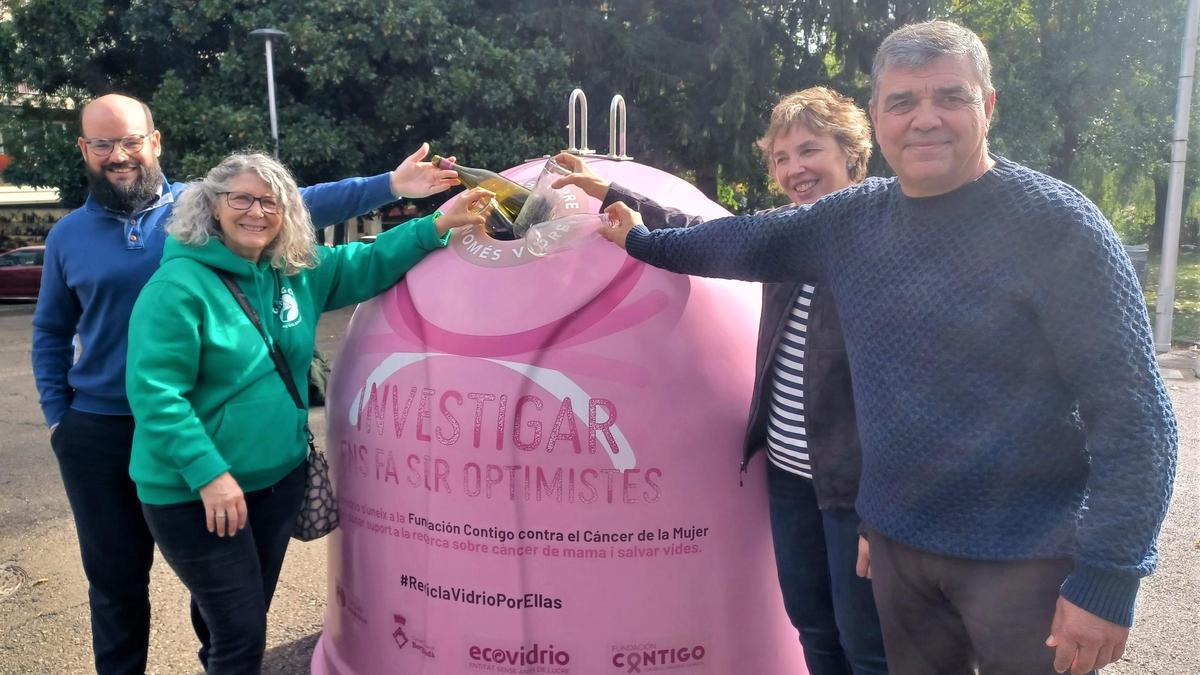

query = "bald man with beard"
[{"left": 32, "top": 93, "right": 458, "bottom": 674}]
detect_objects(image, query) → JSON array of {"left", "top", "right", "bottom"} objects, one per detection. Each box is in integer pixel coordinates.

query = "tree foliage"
[
  {"left": 955, "top": 0, "right": 1185, "bottom": 177},
  {"left": 0, "top": 0, "right": 1193, "bottom": 227},
  {"left": 517, "top": 1, "right": 943, "bottom": 197},
  {"left": 0, "top": 0, "right": 572, "bottom": 206},
  {"left": 951, "top": 0, "right": 1193, "bottom": 244}
]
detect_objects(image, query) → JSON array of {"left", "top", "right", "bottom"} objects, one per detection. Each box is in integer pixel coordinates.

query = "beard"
[{"left": 85, "top": 159, "right": 164, "bottom": 214}]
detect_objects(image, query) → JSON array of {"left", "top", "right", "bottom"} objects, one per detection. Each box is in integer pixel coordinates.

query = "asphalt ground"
[{"left": 0, "top": 301, "right": 1196, "bottom": 674}]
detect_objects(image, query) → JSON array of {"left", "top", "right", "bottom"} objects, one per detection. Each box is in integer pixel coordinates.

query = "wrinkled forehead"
[{"left": 875, "top": 55, "right": 983, "bottom": 98}]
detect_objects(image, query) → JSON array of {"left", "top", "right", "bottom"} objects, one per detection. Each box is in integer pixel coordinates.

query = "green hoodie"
[{"left": 126, "top": 215, "right": 449, "bottom": 505}]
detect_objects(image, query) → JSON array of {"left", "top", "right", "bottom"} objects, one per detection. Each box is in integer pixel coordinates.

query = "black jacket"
[{"left": 604, "top": 184, "right": 862, "bottom": 510}]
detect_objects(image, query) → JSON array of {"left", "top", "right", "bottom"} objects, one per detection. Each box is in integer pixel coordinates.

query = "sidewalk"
[
  {"left": 1, "top": 306, "right": 1197, "bottom": 674},
  {"left": 1157, "top": 346, "right": 1200, "bottom": 380},
  {"left": 0, "top": 307, "right": 351, "bottom": 674}
]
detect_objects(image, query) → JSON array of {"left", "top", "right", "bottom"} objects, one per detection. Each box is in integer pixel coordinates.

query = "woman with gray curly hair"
[{"left": 124, "top": 152, "right": 491, "bottom": 674}]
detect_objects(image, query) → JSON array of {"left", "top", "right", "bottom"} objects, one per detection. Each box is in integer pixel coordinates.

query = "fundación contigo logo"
[{"left": 610, "top": 642, "right": 706, "bottom": 673}]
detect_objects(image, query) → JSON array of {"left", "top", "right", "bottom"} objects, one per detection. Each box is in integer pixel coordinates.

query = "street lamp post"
[
  {"left": 1154, "top": 0, "right": 1200, "bottom": 351},
  {"left": 250, "top": 28, "right": 287, "bottom": 158}
]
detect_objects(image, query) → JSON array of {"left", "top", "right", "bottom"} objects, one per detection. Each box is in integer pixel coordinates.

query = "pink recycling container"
[{"left": 312, "top": 157, "right": 807, "bottom": 675}]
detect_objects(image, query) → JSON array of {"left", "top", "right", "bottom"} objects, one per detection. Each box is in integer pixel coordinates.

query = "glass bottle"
[
  {"left": 482, "top": 200, "right": 518, "bottom": 241},
  {"left": 431, "top": 155, "right": 530, "bottom": 220},
  {"left": 512, "top": 156, "right": 573, "bottom": 237},
  {"left": 524, "top": 214, "right": 608, "bottom": 257}
]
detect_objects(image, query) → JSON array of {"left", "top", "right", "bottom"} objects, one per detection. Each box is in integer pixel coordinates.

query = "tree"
[
  {"left": 518, "top": 1, "right": 947, "bottom": 202},
  {"left": 0, "top": 0, "right": 1189, "bottom": 221},
  {"left": 956, "top": 0, "right": 1186, "bottom": 180},
  {"left": 0, "top": 93, "right": 87, "bottom": 205},
  {"left": 947, "top": 0, "right": 1196, "bottom": 249},
  {"left": 514, "top": 1, "right": 787, "bottom": 200},
  {"left": 0, "top": 0, "right": 573, "bottom": 205}
]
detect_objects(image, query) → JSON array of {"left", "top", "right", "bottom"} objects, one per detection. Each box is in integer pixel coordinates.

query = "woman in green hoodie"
[{"left": 125, "top": 152, "right": 490, "bottom": 673}]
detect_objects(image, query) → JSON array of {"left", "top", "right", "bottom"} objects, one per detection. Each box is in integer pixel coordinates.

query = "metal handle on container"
[
  {"left": 607, "top": 94, "right": 632, "bottom": 161},
  {"left": 567, "top": 89, "right": 595, "bottom": 156}
]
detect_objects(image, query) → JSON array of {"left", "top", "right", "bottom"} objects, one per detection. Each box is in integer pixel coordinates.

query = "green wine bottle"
[
  {"left": 432, "top": 155, "right": 530, "bottom": 221},
  {"left": 483, "top": 201, "right": 518, "bottom": 241}
]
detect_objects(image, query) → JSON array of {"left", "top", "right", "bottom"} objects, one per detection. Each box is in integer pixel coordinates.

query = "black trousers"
[
  {"left": 865, "top": 525, "right": 1092, "bottom": 675},
  {"left": 142, "top": 462, "right": 306, "bottom": 675},
  {"left": 50, "top": 409, "right": 155, "bottom": 675}
]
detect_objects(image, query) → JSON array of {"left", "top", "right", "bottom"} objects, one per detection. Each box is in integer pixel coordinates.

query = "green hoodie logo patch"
[{"left": 278, "top": 286, "right": 301, "bottom": 328}]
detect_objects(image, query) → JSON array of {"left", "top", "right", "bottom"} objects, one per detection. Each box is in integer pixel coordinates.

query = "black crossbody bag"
[{"left": 216, "top": 270, "right": 338, "bottom": 542}]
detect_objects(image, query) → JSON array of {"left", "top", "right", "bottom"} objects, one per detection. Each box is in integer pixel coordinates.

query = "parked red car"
[{"left": 0, "top": 245, "right": 45, "bottom": 300}]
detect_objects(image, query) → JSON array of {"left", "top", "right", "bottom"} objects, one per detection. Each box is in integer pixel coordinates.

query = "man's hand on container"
[
  {"left": 550, "top": 152, "right": 611, "bottom": 201},
  {"left": 600, "top": 202, "right": 642, "bottom": 250}
]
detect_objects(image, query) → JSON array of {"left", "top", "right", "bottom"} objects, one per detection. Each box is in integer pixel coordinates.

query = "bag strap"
[{"left": 215, "top": 270, "right": 306, "bottom": 412}]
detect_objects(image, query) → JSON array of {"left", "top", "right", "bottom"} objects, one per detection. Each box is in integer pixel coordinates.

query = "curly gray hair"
[{"left": 166, "top": 152, "right": 317, "bottom": 275}]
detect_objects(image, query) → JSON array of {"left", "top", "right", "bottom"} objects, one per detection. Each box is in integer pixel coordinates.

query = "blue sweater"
[
  {"left": 32, "top": 172, "right": 396, "bottom": 427},
  {"left": 626, "top": 156, "right": 1176, "bottom": 627}
]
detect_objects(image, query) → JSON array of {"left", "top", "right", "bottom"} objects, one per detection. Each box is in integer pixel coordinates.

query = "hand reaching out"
[
  {"left": 549, "top": 152, "right": 611, "bottom": 201},
  {"left": 390, "top": 143, "right": 461, "bottom": 198}
]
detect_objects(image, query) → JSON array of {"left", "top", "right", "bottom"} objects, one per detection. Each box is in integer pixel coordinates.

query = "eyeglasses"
[
  {"left": 81, "top": 133, "right": 153, "bottom": 157},
  {"left": 219, "top": 191, "right": 280, "bottom": 215}
]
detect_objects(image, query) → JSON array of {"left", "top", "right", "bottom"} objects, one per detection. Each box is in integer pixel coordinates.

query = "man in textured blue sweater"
[
  {"left": 32, "top": 93, "right": 458, "bottom": 674},
  {"left": 600, "top": 21, "right": 1176, "bottom": 675}
]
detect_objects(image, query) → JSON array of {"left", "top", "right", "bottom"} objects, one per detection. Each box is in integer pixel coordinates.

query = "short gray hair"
[
  {"left": 167, "top": 153, "right": 317, "bottom": 275},
  {"left": 871, "top": 21, "right": 993, "bottom": 99}
]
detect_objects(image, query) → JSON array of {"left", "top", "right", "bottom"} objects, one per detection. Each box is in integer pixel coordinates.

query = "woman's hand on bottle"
[
  {"left": 434, "top": 187, "right": 494, "bottom": 236},
  {"left": 199, "top": 472, "right": 248, "bottom": 537},
  {"left": 390, "top": 143, "right": 462, "bottom": 198},
  {"left": 600, "top": 202, "right": 641, "bottom": 250},
  {"left": 550, "top": 152, "right": 611, "bottom": 201}
]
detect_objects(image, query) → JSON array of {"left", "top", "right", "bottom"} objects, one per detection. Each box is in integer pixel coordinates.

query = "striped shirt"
[{"left": 765, "top": 284, "right": 816, "bottom": 478}]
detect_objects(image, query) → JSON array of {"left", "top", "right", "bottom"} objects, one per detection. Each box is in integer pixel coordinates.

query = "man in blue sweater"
[
  {"left": 601, "top": 21, "right": 1176, "bottom": 675},
  {"left": 32, "top": 93, "right": 458, "bottom": 674}
]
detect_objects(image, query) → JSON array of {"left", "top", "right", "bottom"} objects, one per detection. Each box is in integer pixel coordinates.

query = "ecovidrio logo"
[
  {"left": 467, "top": 642, "right": 571, "bottom": 673},
  {"left": 610, "top": 643, "right": 706, "bottom": 673}
]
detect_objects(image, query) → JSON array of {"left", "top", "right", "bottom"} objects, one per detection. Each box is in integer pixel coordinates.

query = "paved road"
[
  {"left": 0, "top": 304, "right": 351, "bottom": 674},
  {"left": 0, "top": 303, "right": 1196, "bottom": 674}
]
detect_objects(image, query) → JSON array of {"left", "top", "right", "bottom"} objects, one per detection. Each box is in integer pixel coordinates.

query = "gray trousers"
[{"left": 866, "top": 525, "right": 1095, "bottom": 675}]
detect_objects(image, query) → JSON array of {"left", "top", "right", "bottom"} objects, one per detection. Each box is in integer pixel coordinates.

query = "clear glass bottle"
[
  {"left": 513, "top": 157, "right": 574, "bottom": 237},
  {"left": 524, "top": 214, "right": 608, "bottom": 257}
]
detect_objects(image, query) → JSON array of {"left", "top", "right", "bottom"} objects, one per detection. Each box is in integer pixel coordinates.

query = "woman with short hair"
[{"left": 552, "top": 86, "right": 888, "bottom": 674}]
